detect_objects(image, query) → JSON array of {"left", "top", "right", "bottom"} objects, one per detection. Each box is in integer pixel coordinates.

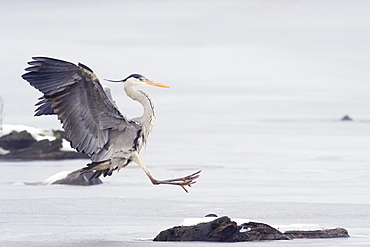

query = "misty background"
[{"left": 0, "top": 1, "right": 370, "bottom": 246}]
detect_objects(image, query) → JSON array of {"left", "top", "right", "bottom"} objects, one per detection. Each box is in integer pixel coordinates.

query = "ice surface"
[{"left": 1, "top": 0, "right": 370, "bottom": 246}]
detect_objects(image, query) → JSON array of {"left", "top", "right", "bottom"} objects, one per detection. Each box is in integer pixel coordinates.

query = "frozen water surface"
[
  {"left": 1, "top": 0, "right": 370, "bottom": 246},
  {"left": 1, "top": 159, "right": 370, "bottom": 246}
]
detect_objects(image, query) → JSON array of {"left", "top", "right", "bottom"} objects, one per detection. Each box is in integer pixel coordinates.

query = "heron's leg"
[
  {"left": 130, "top": 152, "right": 159, "bottom": 184},
  {"left": 130, "top": 152, "right": 201, "bottom": 192}
]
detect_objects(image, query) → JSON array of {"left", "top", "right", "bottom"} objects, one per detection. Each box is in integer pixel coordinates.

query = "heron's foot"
[{"left": 150, "top": 170, "right": 201, "bottom": 193}]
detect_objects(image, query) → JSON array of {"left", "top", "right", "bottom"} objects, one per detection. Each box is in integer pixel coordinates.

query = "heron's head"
[{"left": 105, "top": 74, "right": 169, "bottom": 88}]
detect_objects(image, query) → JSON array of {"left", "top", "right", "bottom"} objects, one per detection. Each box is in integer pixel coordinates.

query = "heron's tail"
[
  {"left": 81, "top": 160, "right": 112, "bottom": 179},
  {"left": 81, "top": 158, "right": 131, "bottom": 179}
]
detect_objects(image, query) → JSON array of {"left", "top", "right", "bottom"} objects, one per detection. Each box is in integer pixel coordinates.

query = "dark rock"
[
  {"left": 32, "top": 138, "right": 62, "bottom": 153},
  {"left": 341, "top": 115, "right": 353, "bottom": 121},
  {"left": 237, "top": 222, "right": 289, "bottom": 241},
  {"left": 0, "top": 130, "right": 88, "bottom": 160},
  {"left": 0, "top": 130, "right": 37, "bottom": 150},
  {"left": 0, "top": 138, "right": 87, "bottom": 160},
  {"left": 154, "top": 216, "right": 288, "bottom": 242},
  {"left": 205, "top": 213, "right": 218, "bottom": 217},
  {"left": 154, "top": 217, "right": 349, "bottom": 242},
  {"left": 154, "top": 216, "right": 237, "bottom": 242},
  {"left": 285, "top": 228, "right": 349, "bottom": 239},
  {"left": 52, "top": 170, "right": 102, "bottom": 186}
]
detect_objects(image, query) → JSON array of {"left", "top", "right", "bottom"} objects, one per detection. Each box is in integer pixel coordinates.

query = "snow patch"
[
  {"left": 43, "top": 171, "right": 71, "bottom": 185},
  {"left": 0, "top": 124, "right": 56, "bottom": 141},
  {"left": 181, "top": 217, "right": 218, "bottom": 226},
  {"left": 60, "top": 139, "right": 74, "bottom": 152},
  {"left": 273, "top": 224, "right": 325, "bottom": 232},
  {"left": 181, "top": 217, "right": 253, "bottom": 226},
  {"left": 0, "top": 147, "right": 9, "bottom": 155},
  {"left": 0, "top": 124, "right": 75, "bottom": 152},
  {"left": 181, "top": 217, "right": 324, "bottom": 232}
]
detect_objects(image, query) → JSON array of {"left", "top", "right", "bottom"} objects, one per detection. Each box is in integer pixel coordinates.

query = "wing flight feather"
[{"left": 22, "top": 57, "right": 131, "bottom": 156}]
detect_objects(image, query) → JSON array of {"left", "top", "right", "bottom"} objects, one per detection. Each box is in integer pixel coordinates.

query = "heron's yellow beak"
[{"left": 147, "top": 80, "right": 169, "bottom": 88}]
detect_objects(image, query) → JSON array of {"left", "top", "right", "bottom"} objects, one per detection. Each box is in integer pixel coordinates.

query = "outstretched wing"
[
  {"left": 22, "top": 57, "right": 131, "bottom": 156},
  {"left": 34, "top": 96, "right": 54, "bottom": 116}
]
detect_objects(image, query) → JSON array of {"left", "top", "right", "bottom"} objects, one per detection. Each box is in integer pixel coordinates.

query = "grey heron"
[{"left": 22, "top": 57, "right": 200, "bottom": 192}]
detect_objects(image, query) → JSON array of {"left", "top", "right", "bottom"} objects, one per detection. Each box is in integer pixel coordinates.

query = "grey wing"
[
  {"left": 102, "top": 85, "right": 118, "bottom": 108},
  {"left": 34, "top": 96, "right": 54, "bottom": 116},
  {"left": 22, "top": 56, "right": 133, "bottom": 156},
  {"left": 34, "top": 87, "right": 116, "bottom": 116}
]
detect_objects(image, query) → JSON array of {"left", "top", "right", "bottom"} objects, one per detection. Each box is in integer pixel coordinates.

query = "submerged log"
[{"left": 285, "top": 228, "right": 349, "bottom": 239}]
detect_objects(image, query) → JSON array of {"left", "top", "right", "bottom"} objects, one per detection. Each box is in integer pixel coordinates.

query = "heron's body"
[{"left": 22, "top": 57, "right": 199, "bottom": 191}]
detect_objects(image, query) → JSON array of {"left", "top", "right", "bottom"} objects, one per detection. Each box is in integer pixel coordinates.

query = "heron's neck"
[{"left": 124, "top": 85, "right": 156, "bottom": 128}]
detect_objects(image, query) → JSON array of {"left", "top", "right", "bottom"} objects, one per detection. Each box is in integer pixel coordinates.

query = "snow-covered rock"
[{"left": 0, "top": 124, "right": 87, "bottom": 160}]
